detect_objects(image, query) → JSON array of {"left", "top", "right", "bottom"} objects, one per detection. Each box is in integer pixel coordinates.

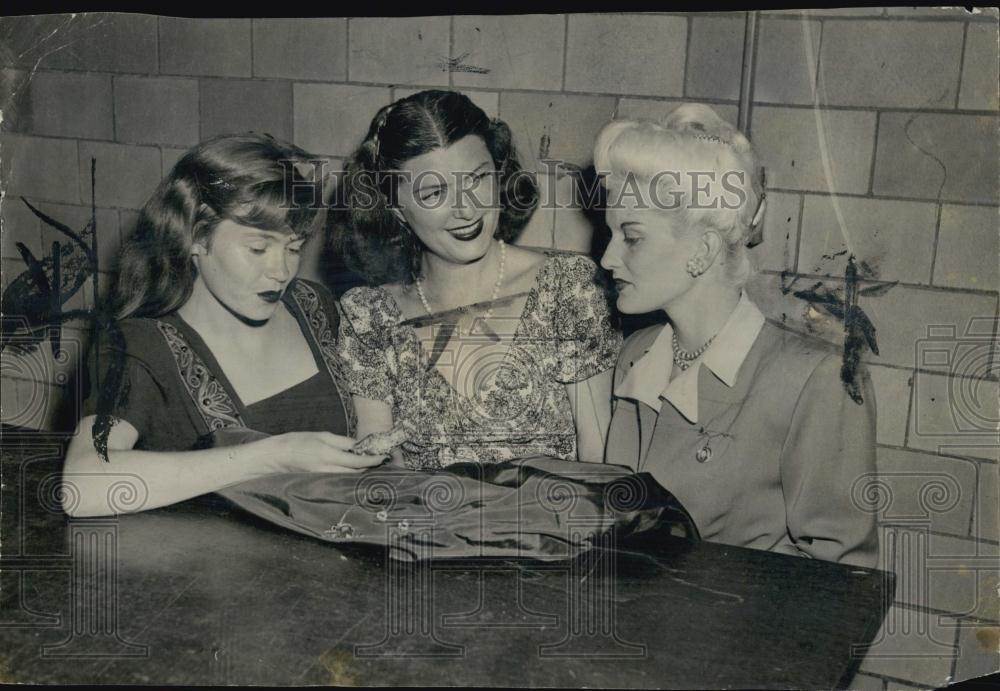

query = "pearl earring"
[{"left": 686, "top": 258, "right": 706, "bottom": 277}]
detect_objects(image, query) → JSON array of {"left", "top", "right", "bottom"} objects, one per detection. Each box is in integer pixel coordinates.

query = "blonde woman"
[{"left": 597, "top": 104, "right": 878, "bottom": 567}]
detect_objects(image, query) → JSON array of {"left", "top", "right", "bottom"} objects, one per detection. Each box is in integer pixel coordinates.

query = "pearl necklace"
[
  {"left": 672, "top": 331, "right": 715, "bottom": 371},
  {"left": 414, "top": 239, "right": 506, "bottom": 335}
]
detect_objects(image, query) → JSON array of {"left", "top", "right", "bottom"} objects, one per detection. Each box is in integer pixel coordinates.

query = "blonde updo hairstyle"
[{"left": 593, "top": 103, "right": 765, "bottom": 287}]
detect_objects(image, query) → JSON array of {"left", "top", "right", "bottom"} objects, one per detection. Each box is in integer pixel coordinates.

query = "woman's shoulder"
[
  {"left": 755, "top": 319, "right": 862, "bottom": 392},
  {"left": 759, "top": 320, "right": 840, "bottom": 365},
  {"left": 105, "top": 316, "right": 170, "bottom": 351},
  {"left": 339, "top": 283, "right": 402, "bottom": 335},
  {"left": 538, "top": 251, "right": 602, "bottom": 281},
  {"left": 285, "top": 277, "right": 339, "bottom": 318},
  {"left": 288, "top": 277, "right": 335, "bottom": 303},
  {"left": 533, "top": 251, "right": 612, "bottom": 302},
  {"left": 90, "top": 316, "right": 176, "bottom": 384},
  {"left": 284, "top": 278, "right": 344, "bottom": 337},
  {"left": 341, "top": 283, "right": 401, "bottom": 312}
]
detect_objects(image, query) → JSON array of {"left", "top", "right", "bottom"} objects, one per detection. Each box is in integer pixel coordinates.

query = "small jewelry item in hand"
[{"left": 352, "top": 423, "right": 409, "bottom": 456}]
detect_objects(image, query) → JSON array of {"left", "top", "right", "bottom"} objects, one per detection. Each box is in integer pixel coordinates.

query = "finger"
[
  {"left": 328, "top": 466, "right": 364, "bottom": 474},
  {"left": 351, "top": 452, "right": 389, "bottom": 467},
  {"left": 335, "top": 451, "right": 388, "bottom": 469},
  {"left": 316, "top": 433, "right": 358, "bottom": 451}
]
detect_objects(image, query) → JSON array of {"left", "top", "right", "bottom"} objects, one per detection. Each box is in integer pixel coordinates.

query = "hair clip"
[
  {"left": 692, "top": 134, "right": 730, "bottom": 146},
  {"left": 207, "top": 177, "right": 236, "bottom": 191},
  {"left": 371, "top": 105, "right": 395, "bottom": 164}
]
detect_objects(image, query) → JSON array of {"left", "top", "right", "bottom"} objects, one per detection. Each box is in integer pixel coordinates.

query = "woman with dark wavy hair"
[
  {"left": 335, "top": 90, "right": 621, "bottom": 469},
  {"left": 63, "top": 133, "right": 384, "bottom": 517}
]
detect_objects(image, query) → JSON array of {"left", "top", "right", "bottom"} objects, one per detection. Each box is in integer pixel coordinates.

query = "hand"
[
  {"left": 260, "top": 432, "right": 387, "bottom": 474},
  {"left": 352, "top": 423, "right": 409, "bottom": 455}
]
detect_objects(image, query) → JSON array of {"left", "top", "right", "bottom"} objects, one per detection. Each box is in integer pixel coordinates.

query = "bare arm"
[
  {"left": 63, "top": 415, "right": 383, "bottom": 518},
  {"left": 565, "top": 368, "right": 614, "bottom": 463},
  {"left": 351, "top": 395, "right": 405, "bottom": 466}
]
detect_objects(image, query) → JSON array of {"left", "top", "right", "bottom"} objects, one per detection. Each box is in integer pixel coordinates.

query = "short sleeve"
[
  {"left": 334, "top": 287, "right": 399, "bottom": 405},
  {"left": 81, "top": 322, "right": 168, "bottom": 445},
  {"left": 537, "top": 255, "right": 622, "bottom": 384},
  {"left": 778, "top": 353, "right": 879, "bottom": 568}
]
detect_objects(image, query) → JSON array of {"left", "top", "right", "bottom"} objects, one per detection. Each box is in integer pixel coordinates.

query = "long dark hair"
[
  {"left": 114, "top": 133, "right": 322, "bottom": 319},
  {"left": 337, "top": 90, "right": 539, "bottom": 285}
]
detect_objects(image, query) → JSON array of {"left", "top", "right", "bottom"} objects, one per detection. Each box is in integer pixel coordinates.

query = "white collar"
[{"left": 615, "top": 292, "right": 766, "bottom": 423}]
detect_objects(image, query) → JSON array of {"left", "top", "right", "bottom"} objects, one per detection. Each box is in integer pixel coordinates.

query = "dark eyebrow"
[
  {"left": 414, "top": 162, "right": 492, "bottom": 193},
  {"left": 619, "top": 221, "right": 644, "bottom": 230},
  {"left": 415, "top": 180, "right": 447, "bottom": 194},
  {"left": 245, "top": 231, "right": 303, "bottom": 242}
]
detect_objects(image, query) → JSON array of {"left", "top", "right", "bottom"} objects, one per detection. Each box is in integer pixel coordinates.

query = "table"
[{"left": 1, "top": 439, "right": 894, "bottom": 688}]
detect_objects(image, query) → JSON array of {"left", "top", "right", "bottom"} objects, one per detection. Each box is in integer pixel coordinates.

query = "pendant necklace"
[{"left": 672, "top": 329, "right": 717, "bottom": 462}]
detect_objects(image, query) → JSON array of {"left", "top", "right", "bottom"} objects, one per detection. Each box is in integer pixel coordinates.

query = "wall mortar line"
[
  {"left": 928, "top": 203, "right": 943, "bottom": 286},
  {"left": 867, "top": 110, "right": 880, "bottom": 196},
  {"left": 560, "top": 14, "right": 569, "bottom": 92},
  {"left": 954, "top": 20, "right": 970, "bottom": 109},
  {"left": 681, "top": 15, "right": 692, "bottom": 98}
]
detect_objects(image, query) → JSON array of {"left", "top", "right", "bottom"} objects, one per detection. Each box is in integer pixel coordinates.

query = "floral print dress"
[{"left": 336, "top": 254, "right": 622, "bottom": 469}]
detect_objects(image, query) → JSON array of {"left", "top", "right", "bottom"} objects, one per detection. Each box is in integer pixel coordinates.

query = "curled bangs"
[
  {"left": 171, "top": 134, "right": 324, "bottom": 240},
  {"left": 594, "top": 118, "right": 756, "bottom": 234},
  {"left": 224, "top": 179, "right": 322, "bottom": 238}
]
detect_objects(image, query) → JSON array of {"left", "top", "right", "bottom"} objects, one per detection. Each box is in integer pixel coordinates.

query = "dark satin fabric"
[{"left": 209, "top": 430, "right": 698, "bottom": 562}]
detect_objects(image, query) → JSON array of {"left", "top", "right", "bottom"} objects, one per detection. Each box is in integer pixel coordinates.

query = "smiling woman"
[
  {"left": 62, "top": 134, "right": 385, "bottom": 518},
  {"left": 335, "top": 90, "right": 622, "bottom": 469},
  {"left": 394, "top": 135, "right": 501, "bottom": 267}
]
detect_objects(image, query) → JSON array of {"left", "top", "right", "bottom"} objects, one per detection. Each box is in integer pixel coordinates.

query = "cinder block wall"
[{"left": 1, "top": 11, "right": 997, "bottom": 687}]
